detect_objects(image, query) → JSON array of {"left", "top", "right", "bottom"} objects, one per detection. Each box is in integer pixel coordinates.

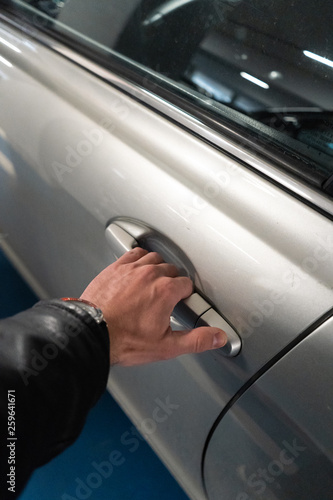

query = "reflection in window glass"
[{"left": 6, "top": 0, "right": 333, "bottom": 188}]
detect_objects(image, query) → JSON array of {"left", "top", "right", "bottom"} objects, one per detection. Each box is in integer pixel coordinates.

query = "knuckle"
[
  {"left": 168, "top": 264, "right": 179, "bottom": 276},
  {"left": 130, "top": 247, "right": 146, "bottom": 256},
  {"left": 159, "top": 277, "right": 175, "bottom": 295},
  {"left": 142, "top": 263, "right": 158, "bottom": 279},
  {"left": 193, "top": 332, "right": 206, "bottom": 353},
  {"left": 150, "top": 251, "right": 161, "bottom": 260},
  {"left": 119, "top": 247, "right": 146, "bottom": 264}
]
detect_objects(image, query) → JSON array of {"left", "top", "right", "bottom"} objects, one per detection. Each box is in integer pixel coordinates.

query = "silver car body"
[{"left": 0, "top": 3, "right": 332, "bottom": 499}]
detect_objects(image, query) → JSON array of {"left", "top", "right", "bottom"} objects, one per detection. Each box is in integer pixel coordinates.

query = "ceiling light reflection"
[
  {"left": 268, "top": 71, "right": 283, "bottom": 80},
  {"left": 0, "top": 36, "right": 21, "bottom": 53},
  {"left": 0, "top": 56, "right": 12, "bottom": 68},
  {"left": 303, "top": 50, "right": 333, "bottom": 69},
  {"left": 0, "top": 151, "right": 17, "bottom": 179},
  {"left": 240, "top": 72, "right": 269, "bottom": 89}
]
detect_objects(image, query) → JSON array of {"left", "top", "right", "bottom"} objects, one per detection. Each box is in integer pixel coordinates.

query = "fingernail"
[{"left": 212, "top": 330, "right": 227, "bottom": 348}]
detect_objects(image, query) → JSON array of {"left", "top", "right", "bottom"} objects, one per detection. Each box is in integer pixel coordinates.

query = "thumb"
[{"left": 172, "top": 327, "right": 227, "bottom": 356}]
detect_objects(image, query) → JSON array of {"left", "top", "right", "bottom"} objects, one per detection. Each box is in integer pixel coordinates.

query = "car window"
[{"left": 3, "top": 0, "right": 333, "bottom": 196}]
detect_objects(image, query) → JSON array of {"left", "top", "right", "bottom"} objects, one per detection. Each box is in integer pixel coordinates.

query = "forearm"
[{"left": 0, "top": 300, "right": 110, "bottom": 498}]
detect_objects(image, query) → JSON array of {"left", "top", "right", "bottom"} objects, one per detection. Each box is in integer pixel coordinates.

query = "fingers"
[
  {"left": 118, "top": 249, "right": 165, "bottom": 266},
  {"left": 136, "top": 251, "right": 165, "bottom": 266},
  {"left": 153, "top": 263, "right": 179, "bottom": 278},
  {"left": 117, "top": 246, "right": 148, "bottom": 264},
  {"left": 164, "top": 276, "right": 193, "bottom": 303},
  {"left": 119, "top": 249, "right": 182, "bottom": 278},
  {"left": 170, "top": 327, "right": 227, "bottom": 357}
]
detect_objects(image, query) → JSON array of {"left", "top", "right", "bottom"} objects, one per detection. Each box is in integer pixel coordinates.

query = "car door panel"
[
  {"left": 204, "top": 314, "right": 333, "bottom": 500},
  {"left": 0, "top": 19, "right": 333, "bottom": 500}
]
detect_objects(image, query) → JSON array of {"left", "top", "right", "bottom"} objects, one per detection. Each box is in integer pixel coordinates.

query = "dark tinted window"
[{"left": 3, "top": 0, "right": 333, "bottom": 194}]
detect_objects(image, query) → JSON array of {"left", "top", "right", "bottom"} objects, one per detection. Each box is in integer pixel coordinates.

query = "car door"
[
  {"left": 0, "top": 1, "right": 332, "bottom": 499},
  {"left": 203, "top": 314, "right": 333, "bottom": 500}
]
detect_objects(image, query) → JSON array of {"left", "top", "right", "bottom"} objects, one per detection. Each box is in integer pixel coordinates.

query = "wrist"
[{"left": 61, "top": 297, "right": 108, "bottom": 328}]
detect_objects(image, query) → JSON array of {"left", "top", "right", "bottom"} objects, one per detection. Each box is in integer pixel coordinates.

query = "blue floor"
[{"left": 0, "top": 249, "right": 189, "bottom": 500}]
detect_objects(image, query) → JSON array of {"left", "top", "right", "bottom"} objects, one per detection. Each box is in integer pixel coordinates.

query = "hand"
[{"left": 80, "top": 247, "right": 227, "bottom": 366}]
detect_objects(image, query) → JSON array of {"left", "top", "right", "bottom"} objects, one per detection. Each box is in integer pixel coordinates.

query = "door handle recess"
[{"left": 105, "top": 221, "right": 241, "bottom": 357}]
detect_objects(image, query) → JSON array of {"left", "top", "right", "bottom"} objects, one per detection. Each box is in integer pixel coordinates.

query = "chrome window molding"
[{"left": 1, "top": 10, "right": 333, "bottom": 219}]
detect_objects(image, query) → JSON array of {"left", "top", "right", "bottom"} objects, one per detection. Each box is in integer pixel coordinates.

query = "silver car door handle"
[{"left": 105, "top": 221, "right": 241, "bottom": 357}]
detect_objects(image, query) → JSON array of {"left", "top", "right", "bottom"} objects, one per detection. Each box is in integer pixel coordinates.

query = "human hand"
[{"left": 80, "top": 247, "right": 227, "bottom": 366}]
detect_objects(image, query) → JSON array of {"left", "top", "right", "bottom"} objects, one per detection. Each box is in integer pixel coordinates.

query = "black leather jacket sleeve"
[{"left": 0, "top": 300, "right": 110, "bottom": 499}]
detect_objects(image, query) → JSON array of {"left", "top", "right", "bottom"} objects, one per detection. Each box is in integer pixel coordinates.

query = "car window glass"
[{"left": 4, "top": 0, "right": 333, "bottom": 194}]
